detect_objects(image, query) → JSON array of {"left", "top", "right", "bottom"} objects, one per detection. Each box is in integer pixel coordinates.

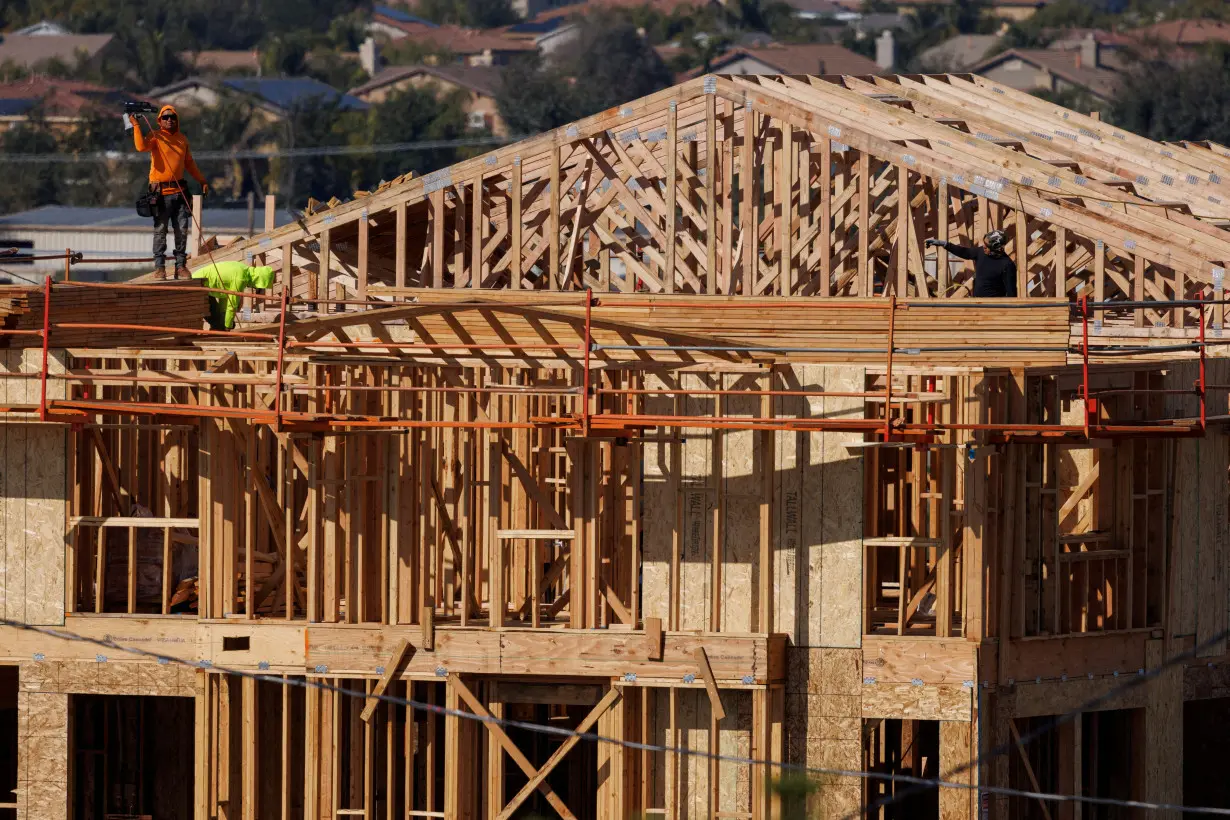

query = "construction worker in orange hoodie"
[{"left": 129, "top": 104, "right": 209, "bottom": 279}]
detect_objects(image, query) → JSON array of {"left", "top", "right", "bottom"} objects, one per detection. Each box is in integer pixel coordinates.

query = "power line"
[
  {"left": 0, "top": 136, "right": 523, "bottom": 165},
  {"left": 2, "top": 616, "right": 1228, "bottom": 815}
]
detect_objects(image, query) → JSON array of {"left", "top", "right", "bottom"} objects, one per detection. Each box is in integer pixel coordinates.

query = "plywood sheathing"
[
  {"left": 0, "top": 349, "right": 67, "bottom": 626},
  {"left": 785, "top": 647, "right": 862, "bottom": 820}
]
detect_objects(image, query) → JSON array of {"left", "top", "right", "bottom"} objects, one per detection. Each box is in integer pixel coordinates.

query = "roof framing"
[{"left": 196, "top": 72, "right": 1230, "bottom": 331}]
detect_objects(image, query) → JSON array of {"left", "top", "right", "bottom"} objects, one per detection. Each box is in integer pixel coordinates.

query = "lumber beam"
[
  {"left": 693, "top": 646, "right": 727, "bottom": 721},
  {"left": 359, "top": 638, "right": 413, "bottom": 722}
]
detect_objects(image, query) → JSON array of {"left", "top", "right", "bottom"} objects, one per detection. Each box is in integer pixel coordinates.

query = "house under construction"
[{"left": 1, "top": 71, "right": 1229, "bottom": 820}]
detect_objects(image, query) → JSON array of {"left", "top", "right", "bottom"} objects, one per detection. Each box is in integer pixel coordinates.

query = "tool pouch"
[{"left": 135, "top": 190, "right": 161, "bottom": 219}]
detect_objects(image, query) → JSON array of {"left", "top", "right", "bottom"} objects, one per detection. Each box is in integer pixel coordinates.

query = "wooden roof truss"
[{"left": 198, "top": 73, "right": 1230, "bottom": 334}]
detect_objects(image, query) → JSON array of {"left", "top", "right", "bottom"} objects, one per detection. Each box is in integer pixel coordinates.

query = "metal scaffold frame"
[{"left": 3, "top": 278, "right": 1222, "bottom": 442}]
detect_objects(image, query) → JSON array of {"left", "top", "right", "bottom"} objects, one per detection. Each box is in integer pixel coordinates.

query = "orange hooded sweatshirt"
[{"left": 132, "top": 104, "right": 205, "bottom": 190}]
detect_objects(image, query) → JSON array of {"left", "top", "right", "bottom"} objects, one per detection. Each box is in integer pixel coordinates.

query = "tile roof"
[
  {"left": 372, "top": 12, "right": 536, "bottom": 54},
  {"left": 1133, "top": 18, "right": 1230, "bottom": 46},
  {"left": 0, "top": 77, "right": 136, "bottom": 118},
  {"left": 0, "top": 33, "right": 113, "bottom": 69}
]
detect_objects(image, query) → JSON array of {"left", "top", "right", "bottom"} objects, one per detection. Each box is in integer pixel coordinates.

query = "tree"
[
  {"left": 364, "top": 85, "right": 473, "bottom": 184},
  {"left": 274, "top": 99, "right": 368, "bottom": 210},
  {"left": 1111, "top": 46, "right": 1230, "bottom": 145},
  {"left": 260, "top": 31, "right": 315, "bottom": 77},
  {"left": 414, "top": 0, "right": 518, "bottom": 28},
  {"left": 495, "top": 55, "right": 578, "bottom": 136},
  {"left": 187, "top": 97, "right": 268, "bottom": 198},
  {"left": 496, "top": 17, "right": 672, "bottom": 135},
  {"left": 0, "top": 119, "right": 61, "bottom": 214},
  {"left": 557, "top": 16, "right": 674, "bottom": 117},
  {"left": 999, "top": 0, "right": 1120, "bottom": 50}
]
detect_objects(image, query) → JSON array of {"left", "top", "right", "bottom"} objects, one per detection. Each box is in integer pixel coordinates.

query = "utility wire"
[
  {"left": 1, "top": 617, "right": 1228, "bottom": 815},
  {"left": 0, "top": 136, "right": 523, "bottom": 165}
]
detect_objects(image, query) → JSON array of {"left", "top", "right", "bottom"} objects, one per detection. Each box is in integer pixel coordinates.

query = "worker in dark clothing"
[{"left": 925, "top": 230, "right": 1018, "bottom": 297}]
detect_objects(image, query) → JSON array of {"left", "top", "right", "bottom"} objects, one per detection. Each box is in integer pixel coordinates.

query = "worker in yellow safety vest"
[{"left": 191, "top": 261, "right": 275, "bottom": 330}]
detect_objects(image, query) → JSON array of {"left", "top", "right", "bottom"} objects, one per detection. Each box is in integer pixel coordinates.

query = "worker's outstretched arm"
[
  {"left": 926, "top": 239, "right": 977, "bottom": 260},
  {"left": 131, "top": 116, "right": 150, "bottom": 152}
]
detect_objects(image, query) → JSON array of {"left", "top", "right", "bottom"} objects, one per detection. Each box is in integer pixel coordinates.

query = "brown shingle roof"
[
  {"left": 0, "top": 33, "right": 113, "bottom": 69},
  {"left": 970, "top": 48, "right": 1120, "bottom": 99},
  {"left": 178, "top": 50, "right": 261, "bottom": 73},
  {"left": 681, "top": 43, "right": 881, "bottom": 79},
  {"left": 350, "top": 63, "right": 502, "bottom": 98}
]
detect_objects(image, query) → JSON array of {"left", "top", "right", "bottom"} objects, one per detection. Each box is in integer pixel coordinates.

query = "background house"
[
  {"left": 917, "top": 33, "right": 1000, "bottom": 72},
  {"left": 680, "top": 42, "right": 884, "bottom": 79},
  {"left": 970, "top": 38, "right": 1120, "bottom": 103},
  {"left": 0, "top": 77, "right": 144, "bottom": 132},
  {"left": 149, "top": 76, "right": 368, "bottom": 121},
  {"left": 0, "top": 27, "right": 118, "bottom": 74},
  {"left": 350, "top": 63, "right": 505, "bottom": 133},
  {"left": 369, "top": 6, "right": 537, "bottom": 66}
]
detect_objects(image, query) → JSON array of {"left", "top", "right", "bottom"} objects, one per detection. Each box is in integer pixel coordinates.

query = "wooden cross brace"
[{"left": 446, "top": 674, "right": 620, "bottom": 820}]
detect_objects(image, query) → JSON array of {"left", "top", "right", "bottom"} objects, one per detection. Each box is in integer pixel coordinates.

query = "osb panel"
[
  {"left": 19, "top": 659, "right": 194, "bottom": 697},
  {"left": 774, "top": 365, "right": 865, "bottom": 648},
  {"left": 939, "top": 721, "right": 975, "bottom": 820},
  {"left": 680, "top": 373, "right": 715, "bottom": 632},
  {"left": 640, "top": 372, "right": 674, "bottom": 624},
  {"left": 20, "top": 693, "right": 67, "bottom": 735},
  {"left": 721, "top": 374, "right": 759, "bottom": 635},
  {"left": 16, "top": 687, "right": 67, "bottom": 820},
  {"left": 638, "top": 365, "right": 865, "bottom": 641},
  {"left": 814, "top": 367, "right": 863, "bottom": 648},
  {"left": 717, "top": 690, "right": 752, "bottom": 815},
  {"left": 783, "top": 647, "right": 863, "bottom": 820},
  {"left": 860, "top": 683, "right": 973, "bottom": 722},
  {"left": 0, "top": 350, "right": 67, "bottom": 628}
]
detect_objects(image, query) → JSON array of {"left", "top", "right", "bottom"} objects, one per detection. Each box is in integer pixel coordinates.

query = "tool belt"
[{"left": 149, "top": 179, "right": 188, "bottom": 196}]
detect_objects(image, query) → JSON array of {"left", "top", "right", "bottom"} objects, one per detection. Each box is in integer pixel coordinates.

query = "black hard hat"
[{"left": 983, "top": 230, "right": 1007, "bottom": 251}]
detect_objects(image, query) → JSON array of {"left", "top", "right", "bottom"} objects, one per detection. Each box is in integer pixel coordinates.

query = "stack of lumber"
[
  {"left": 342, "top": 291, "right": 1073, "bottom": 368},
  {"left": 0, "top": 286, "right": 29, "bottom": 319},
  {"left": 12, "top": 281, "right": 209, "bottom": 348}
]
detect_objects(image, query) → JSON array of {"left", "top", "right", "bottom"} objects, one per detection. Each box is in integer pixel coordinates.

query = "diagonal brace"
[
  {"left": 497, "top": 687, "right": 621, "bottom": 820},
  {"left": 447, "top": 673, "right": 578, "bottom": 820}
]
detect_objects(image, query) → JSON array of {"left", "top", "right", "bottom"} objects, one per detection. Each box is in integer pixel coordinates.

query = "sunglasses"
[{"left": 160, "top": 114, "right": 178, "bottom": 121}]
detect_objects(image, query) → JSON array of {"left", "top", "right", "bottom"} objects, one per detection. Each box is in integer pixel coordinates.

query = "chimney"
[
  {"left": 876, "top": 30, "right": 894, "bottom": 71},
  {"left": 360, "top": 36, "right": 381, "bottom": 78},
  {"left": 1080, "top": 32, "right": 1099, "bottom": 69}
]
